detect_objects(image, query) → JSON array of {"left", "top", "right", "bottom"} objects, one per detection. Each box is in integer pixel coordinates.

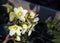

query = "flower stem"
[
  {"left": 2, "top": 34, "right": 10, "bottom": 43},
  {"left": 2, "top": 34, "right": 16, "bottom": 43}
]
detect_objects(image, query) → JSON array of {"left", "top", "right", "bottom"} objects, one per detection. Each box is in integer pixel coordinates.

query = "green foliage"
[
  {"left": 45, "top": 17, "right": 57, "bottom": 29},
  {"left": 53, "top": 31, "right": 60, "bottom": 43}
]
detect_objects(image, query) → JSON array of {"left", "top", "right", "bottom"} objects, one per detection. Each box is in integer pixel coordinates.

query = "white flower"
[
  {"left": 15, "top": 35, "right": 21, "bottom": 41},
  {"left": 33, "top": 17, "right": 39, "bottom": 22},
  {"left": 22, "top": 24, "right": 27, "bottom": 34},
  {"left": 8, "top": 25, "right": 22, "bottom": 36},
  {"left": 14, "top": 6, "right": 28, "bottom": 21}
]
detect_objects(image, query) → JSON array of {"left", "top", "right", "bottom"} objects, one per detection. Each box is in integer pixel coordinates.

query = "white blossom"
[
  {"left": 14, "top": 7, "right": 28, "bottom": 21},
  {"left": 8, "top": 25, "right": 22, "bottom": 36}
]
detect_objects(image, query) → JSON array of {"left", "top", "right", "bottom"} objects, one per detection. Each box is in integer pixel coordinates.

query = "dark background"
[{"left": 26, "top": 0, "right": 60, "bottom": 11}]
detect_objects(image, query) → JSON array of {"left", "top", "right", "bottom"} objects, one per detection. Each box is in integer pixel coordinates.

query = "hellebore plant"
[{"left": 3, "top": 6, "right": 39, "bottom": 43}]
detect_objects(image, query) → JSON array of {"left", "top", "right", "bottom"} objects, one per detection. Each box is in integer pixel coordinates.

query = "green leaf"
[
  {"left": 2, "top": 3, "right": 13, "bottom": 12},
  {"left": 9, "top": 12, "right": 15, "bottom": 22}
]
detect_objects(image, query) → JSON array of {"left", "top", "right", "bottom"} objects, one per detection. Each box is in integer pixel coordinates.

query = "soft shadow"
[
  {"left": 0, "top": 6, "right": 9, "bottom": 41},
  {"left": 0, "top": 6, "right": 9, "bottom": 24},
  {"left": 0, "top": 0, "right": 8, "bottom": 5}
]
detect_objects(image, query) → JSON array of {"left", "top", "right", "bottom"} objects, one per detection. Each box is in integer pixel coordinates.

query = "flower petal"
[
  {"left": 33, "top": 17, "right": 39, "bottom": 22},
  {"left": 14, "top": 8, "right": 19, "bottom": 14},
  {"left": 27, "top": 24, "right": 32, "bottom": 29},
  {"left": 29, "top": 11, "right": 35, "bottom": 19},
  {"left": 20, "top": 17, "right": 25, "bottom": 21},
  {"left": 9, "top": 30, "right": 15, "bottom": 36},
  {"left": 23, "top": 24, "right": 27, "bottom": 29},
  {"left": 28, "top": 30, "right": 32, "bottom": 36},
  {"left": 16, "top": 29, "right": 21, "bottom": 36},
  {"left": 22, "top": 28, "right": 27, "bottom": 34},
  {"left": 18, "top": 6, "right": 23, "bottom": 11},
  {"left": 22, "top": 9, "right": 28, "bottom": 16},
  {"left": 15, "top": 35, "right": 21, "bottom": 41},
  {"left": 18, "top": 26, "right": 22, "bottom": 30}
]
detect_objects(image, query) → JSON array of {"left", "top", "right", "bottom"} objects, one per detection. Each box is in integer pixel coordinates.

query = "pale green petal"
[
  {"left": 22, "top": 24, "right": 28, "bottom": 34},
  {"left": 9, "top": 12, "right": 15, "bottom": 22},
  {"left": 15, "top": 35, "right": 21, "bottom": 41},
  {"left": 8, "top": 26, "right": 12, "bottom": 30}
]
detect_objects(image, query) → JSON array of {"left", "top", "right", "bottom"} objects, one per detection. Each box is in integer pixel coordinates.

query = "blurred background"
[{"left": 26, "top": 0, "right": 60, "bottom": 11}]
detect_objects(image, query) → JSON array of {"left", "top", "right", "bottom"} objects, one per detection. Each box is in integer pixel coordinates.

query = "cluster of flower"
[{"left": 8, "top": 6, "right": 39, "bottom": 41}]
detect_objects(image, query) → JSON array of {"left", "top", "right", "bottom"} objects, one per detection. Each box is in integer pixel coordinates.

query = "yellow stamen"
[
  {"left": 13, "top": 25, "right": 18, "bottom": 30},
  {"left": 17, "top": 12, "right": 22, "bottom": 18}
]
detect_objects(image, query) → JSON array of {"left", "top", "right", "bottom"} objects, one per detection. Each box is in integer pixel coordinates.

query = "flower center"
[
  {"left": 28, "top": 16, "right": 31, "bottom": 18},
  {"left": 17, "top": 12, "right": 22, "bottom": 18},
  {"left": 13, "top": 25, "right": 18, "bottom": 30}
]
